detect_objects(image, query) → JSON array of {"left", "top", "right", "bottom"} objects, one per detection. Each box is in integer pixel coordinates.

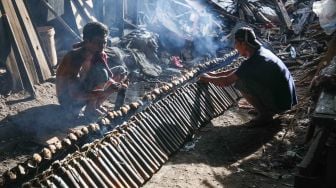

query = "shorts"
[
  {"left": 83, "top": 65, "right": 128, "bottom": 91},
  {"left": 235, "top": 79, "right": 281, "bottom": 114}
]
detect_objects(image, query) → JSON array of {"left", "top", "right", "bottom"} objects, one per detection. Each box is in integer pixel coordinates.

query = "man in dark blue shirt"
[{"left": 199, "top": 27, "right": 297, "bottom": 126}]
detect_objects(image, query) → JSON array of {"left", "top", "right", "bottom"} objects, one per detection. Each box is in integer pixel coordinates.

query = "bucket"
[{"left": 37, "top": 26, "right": 57, "bottom": 67}]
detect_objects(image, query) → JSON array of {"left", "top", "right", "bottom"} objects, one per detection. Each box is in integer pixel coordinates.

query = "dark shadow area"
[
  {"left": 169, "top": 121, "right": 282, "bottom": 167},
  {"left": 0, "top": 104, "right": 91, "bottom": 144},
  {"left": 5, "top": 97, "right": 34, "bottom": 105}
]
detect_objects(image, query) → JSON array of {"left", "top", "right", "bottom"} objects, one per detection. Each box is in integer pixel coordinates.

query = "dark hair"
[{"left": 83, "top": 22, "right": 109, "bottom": 41}]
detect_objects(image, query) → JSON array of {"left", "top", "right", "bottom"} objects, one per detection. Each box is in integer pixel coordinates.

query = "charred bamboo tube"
[
  {"left": 174, "top": 86, "right": 209, "bottom": 121},
  {"left": 207, "top": 84, "right": 232, "bottom": 109},
  {"left": 171, "top": 91, "right": 207, "bottom": 126},
  {"left": 50, "top": 174, "right": 69, "bottom": 188},
  {"left": 133, "top": 115, "right": 172, "bottom": 155},
  {"left": 196, "top": 84, "right": 224, "bottom": 115},
  {"left": 79, "top": 157, "right": 108, "bottom": 188},
  {"left": 150, "top": 104, "right": 188, "bottom": 144},
  {"left": 108, "top": 136, "right": 152, "bottom": 179},
  {"left": 163, "top": 99, "right": 193, "bottom": 134},
  {"left": 52, "top": 162, "right": 80, "bottom": 188},
  {"left": 142, "top": 110, "right": 180, "bottom": 150},
  {"left": 146, "top": 106, "right": 185, "bottom": 145},
  {"left": 124, "top": 125, "right": 165, "bottom": 166},
  {"left": 154, "top": 101, "right": 190, "bottom": 137},
  {"left": 160, "top": 99, "right": 196, "bottom": 132},
  {"left": 119, "top": 128, "right": 160, "bottom": 172},
  {"left": 90, "top": 147, "right": 127, "bottom": 188},
  {"left": 183, "top": 85, "right": 215, "bottom": 119},
  {"left": 103, "top": 139, "right": 148, "bottom": 183},
  {"left": 129, "top": 121, "right": 169, "bottom": 161},
  {"left": 86, "top": 157, "right": 115, "bottom": 188},
  {"left": 215, "top": 85, "right": 236, "bottom": 108},
  {"left": 95, "top": 143, "right": 130, "bottom": 187},
  {"left": 229, "top": 85, "right": 242, "bottom": 99},
  {"left": 187, "top": 84, "right": 218, "bottom": 117},
  {"left": 71, "top": 159, "right": 98, "bottom": 188},
  {"left": 206, "top": 86, "right": 229, "bottom": 112},
  {"left": 209, "top": 84, "right": 235, "bottom": 106},
  {"left": 97, "top": 145, "right": 137, "bottom": 188},
  {"left": 200, "top": 83, "right": 227, "bottom": 112},
  {"left": 146, "top": 106, "right": 184, "bottom": 144},
  {"left": 66, "top": 165, "right": 89, "bottom": 188},
  {"left": 165, "top": 94, "right": 200, "bottom": 129},
  {"left": 138, "top": 112, "right": 177, "bottom": 153},
  {"left": 152, "top": 101, "right": 189, "bottom": 135},
  {"left": 98, "top": 144, "right": 143, "bottom": 187},
  {"left": 224, "top": 86, "right": 239, "bottom": 102},
  {"left": 219, "top": 87, "right": 237, "bottom": 104}
]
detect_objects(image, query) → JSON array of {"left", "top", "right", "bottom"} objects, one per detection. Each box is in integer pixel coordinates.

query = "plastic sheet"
[{"left": 313, "top": 0, "right": 336, "bottom": 35}]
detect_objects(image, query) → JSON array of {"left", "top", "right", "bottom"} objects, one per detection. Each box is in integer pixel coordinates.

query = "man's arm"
[
  {"left": 206, "top": 68, "right": 238, "bottom": 77},
  {"left": 198, "top": 71, "right": 239, "bottom": 87}
]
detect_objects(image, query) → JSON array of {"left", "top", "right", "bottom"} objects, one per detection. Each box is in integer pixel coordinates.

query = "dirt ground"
[{"left": 0, "top": 67, "right": 310, "bottom": 187}]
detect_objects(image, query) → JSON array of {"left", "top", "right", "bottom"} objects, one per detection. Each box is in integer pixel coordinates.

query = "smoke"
[{"left": 146, "top": 0, "right": 236, "bottom": 57}]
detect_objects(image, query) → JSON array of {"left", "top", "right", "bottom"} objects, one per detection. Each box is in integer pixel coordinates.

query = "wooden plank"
[
  {"left": 0, "top": 0, "right": 36, "bottom": 97},
  {"left": 14, "top": 0, "right": 51, "bottom": 81},
  {"left": 0, "top": 0, "right": 39, "bottom": 84},
  {"left": 0, "top": 12, "right": 24, "bottom": 91}
]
